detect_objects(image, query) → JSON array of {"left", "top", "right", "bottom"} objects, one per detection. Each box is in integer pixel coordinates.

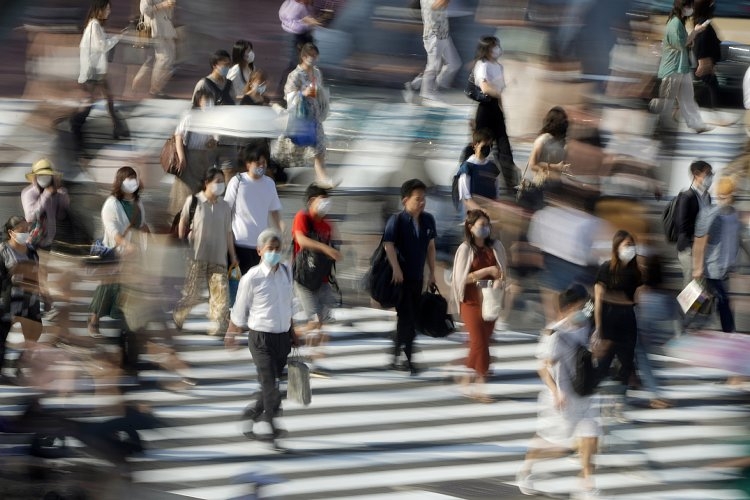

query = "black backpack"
[
  {"left": 293, "top": 213, "right": 334, "bottom": 291},
  {"left": 662, "top": 191, "right": 684, "bottom": 243},
  {"left": 557, "top": 330, "right": 597, "bottom": 397},
  {"left": 451, "top": 162, "right": 471, "bottom": 210},
  {"left": 170, "top": 195, "right": 198, "bottom": 244}
]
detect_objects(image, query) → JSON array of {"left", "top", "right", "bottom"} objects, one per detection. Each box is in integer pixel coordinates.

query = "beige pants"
[
  {"left": 174, "top": 260, "right": 229, "bottom": 335},
  {"left": 656, "top": 73, "right": 706, "bottom": 131},
  {"left": 133, "top": 36, "right": 176, "bottom": 94}
]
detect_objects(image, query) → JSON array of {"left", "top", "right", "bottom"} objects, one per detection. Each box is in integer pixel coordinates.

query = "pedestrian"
[
  {"left": 277, "top": 0, "right": 318, "bottom": 96},
  {"left": 471, "top": 35, "right": 516, "bottom": 194},
  {"left": 403, "top": 0, "right": 461, "bottom": 105},
  {"left": 88, "top": 167, "right": 148, "bottom": 337},
  {"left": 169, "top": 88, "right": 219, "bottom": 216},
  {"left": 692, "top": 0, "right": 722, "bottom": 112},
  {"left": 524, "top": 106, "right": 569, "bottom": 196},
  {"left": 450, "top": 209, "right": 507, "bottom": 402},
  {"left": 227, "top": 40, "right": 256, "bottom": 102},
  {"left": 517, "top": 284, "right": 601, "bottom": 498},
  {"left": 675, "top": 160, "right": 713, "bottom": 286},
  {"left": 650, "top": 0, "right": 712, "bottom": 133},
  {"left": 225, "top": 228, "right": 299, "bottom": 444},
  {"left": 224, "top": 142, "right": 282, "bottom": 275},
  {"left": 0, "top": 216, "right": 44, "bottom": 381},
  {"left": 191, "top": 50, "right": 235, "bottom": 106},
  {"left": 284, "top": 42, "right": 337, "bottom": 188},
  {"left": 292, "top": 183, "right": 341, "bottom": 372},
  {"left": 131, "top": 0, "right": 177, "bottom": 98},
  {"left": 594, "top": 230, "right": 642, "bottom": 388},
  {"left": 692, "top": 176, "right": 750, "bottom": 333},
  {"left": 21, "top": 159, "right": 70, "bottom": 253},
  {"left": 455, "top": 128, "right": 500, "bottom": 213},
  {"left": 240, "top": 70, "right": 270, "bottom": 106},
  {"left": 172, "top": 168, "right": 238, "bottom": 335},
  {"left": 384, "top": 179, "right": 437, "bottom": 375},
  {"left": 72, "top": 0, "right": 127, "bottom": 151}
]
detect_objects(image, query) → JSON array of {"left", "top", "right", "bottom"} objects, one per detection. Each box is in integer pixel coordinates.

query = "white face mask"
[
  {"left": 209, "top": 181, "right": 225, "bottom": 196},
  {"left": 245, "top": 50, "right": 255, "bottom": 64},
  {"left": 217, "top": 65, "right": 230, "bottom": 78},
  {"left": 253, "top": 166, "right": 266, "bottom": 178},
  {"left": 121, "top": 178, "right": 139, "bottom": 194},
  {"left": 491, "top": 46, "right": 503, "bottom": 60},
  {"left": 472, "top": 225, "right": 491, "bottom": 239},
  {"left": 618, "top": 245, "right": 636, "bottom": 263},
  {"left": 682, "top": 7, "right": 694, "bottom": 17},
  {"left": 36, "top": 175, "right": 52, "bottom": 188},
  {"left": 316, "top": 197, "right": 332, "bottom": 216},
  {"left": 13, "top": 231, "right": 30, "bottom": 245}
]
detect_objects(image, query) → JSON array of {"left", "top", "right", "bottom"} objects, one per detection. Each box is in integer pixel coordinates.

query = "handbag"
[
  {"left": 478, "top": 280, "right": 504, "bottom": 321},
  {"left": 160, "top": 135, "right": 180, "bottom": 175},
  {"left": 293, "top": 214, "right": 333, "bottom": 291},
  {"left": 287, "top": 348, "right": 311, "bottom": 406},
  {"left": 515, "top": 161, "right": 546, "bottom": 212},
  {"left": 228, "top": 263, "right": 242, "bottom": 307},
  {"left": 135, "top": 15, "right": 151, "bottom": 45},
  {"left": 416, "top": 284, "right": 455, "bottom": 338},
  {"left": 89, "top": 238, "right": 116, "bottom": 261},
  {"left": 465, "top": 71, "right": 493, "bottom": 103},
  {"left": 286, "top": 98, "right": 317, "bottom": 147}
]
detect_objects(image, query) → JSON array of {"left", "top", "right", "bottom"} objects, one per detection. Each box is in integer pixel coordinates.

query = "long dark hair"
[
  {"left": 84, "top": 0, "right": 110, "bottom": 27},
  {"left": 464, "top": 209, "right": 493, "bottom": 253},
  {"left": 474, "top": 36, "right": 499, "bottom": 63},
  {"left": 668, "top": 0, "right": 694, "bottom": 23},
  {"left": 231, "top": 39, "right": 255, "bottom": 72},
  {"left": 693, "top": 0, "right": 715, "bottom": 22},
  {"left": 540, "top": 106, "right": 569, "bottom": 140},
  {"left": 111, "top": 166, "right": 141, "bottom": 201},
  {"left": 609, "top": 229, "right": 640, "bottom": 283}
]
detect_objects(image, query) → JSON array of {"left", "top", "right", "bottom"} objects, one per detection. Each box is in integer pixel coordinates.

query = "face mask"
[
  {"left": 263, "top": 250, "right": 282, "bottom": 266},
  {"left": 245, "top": 50, "right": 255, "bottom": 64},
  {"left": 255, "top": 83, "right": 267, "bottom": 95},
  {"left": 472, "top": 225, "right": 491, "bottom": 239},
  {"left": 491, "top": 46, "right": 503, "bottom": 59},
  {"left": 480, "top": 145, "right": 492, "bottom": 158},
  {"left": 36, "top": 175, "right": 52, "bottom": 188},
  {"left": 13, "top": 231, "right": 30, "bottom": 245},
  {"left": 618, "top": 245, "right": 636, "bottom": 263},
  {"left": 218, "top": 66, "right": 230, "bottom": 78},
  {"left": 702, "top": 174, "right": 713, "bottom": 190},
  {"left": 304, "top": 57, "right": 317, "bottom": 67},
  {"left": 210, "top": 182, "right": 225, "bottom": 196},
  {"left": 682, "top": 7, "right": 694, "bottom": 17},
  {"left": 121, "top": 178, "right": 139, "bottom": 194},
  {"left": 253, "top": 166, "right": 266, "bottom": 178},
  {"left": 316, "top": 197, "right": 332, "bottom": 216}
]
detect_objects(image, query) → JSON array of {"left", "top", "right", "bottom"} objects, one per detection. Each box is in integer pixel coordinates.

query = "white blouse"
[
  {"left": 78, "top": 19, "right": 120, "bottom": 84},
  {"left": 473, "top": 60, "right": 506, "bottom": 93}
]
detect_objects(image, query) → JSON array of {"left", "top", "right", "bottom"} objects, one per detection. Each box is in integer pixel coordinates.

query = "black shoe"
[
  {"left": 242, "top": 405, "right": 261, "bottom": 422},
  {"left": 408, "top": 363, "right": 421, "bottom": 376},
  {"left": 256, "top": 427, "right": 287, "bottom": 442},
  {"left": 388, "top": 362, "right": 408, "bottom": 372}
]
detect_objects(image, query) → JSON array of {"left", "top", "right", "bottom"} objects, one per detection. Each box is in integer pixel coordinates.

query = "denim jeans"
[{"left": 706, "top": 278, "right": 735, "bottom": 333}]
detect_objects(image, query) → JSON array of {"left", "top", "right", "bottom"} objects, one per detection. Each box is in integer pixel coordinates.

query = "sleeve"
[
  {"left": 279, "top": 1, "right": 308, "bottom": 34},
  {"left": 664, "top": 18, "right": 686, "bottom": 49},
  {"left": 269, "top": 184, "right": 283, "bottom": 212},
  {"left": 535, "top": 333, "right": 554, "bottom": 361},
  {"left": 694, "top": 206, "right": 713, "bottom": 238},
  {"left": 21, "top": 186, "right": 50, "bottom": 222},
  {"left": 92, "top": 21, "right": 118, "bottom": 54},
  {"left": 179, "top": 195, "right": 192, "bottom": 225},
  {"left": 230, "top": 274, "right": 253, "bottom": 327},
  {"left": 474, "top": 61, "right": 488, "bottom": 83},
  {"left": 284, "top": 70, "right": 302, "bottom": 104},
  {"left": 223, "top": 175, "right": 239, "bottom": 209},
  {"left": 495, "top": 63, "right": 506, "bottom": 92},
  {"left": 743, "top": 67, "right": 750, "bottom": 110},
  {"left": 383, "top": 214, "right": 398, "bottom": 243},
  {"left": 138, "top": 201, "right": 147, "bottom": 229},
  {"left": 292, "top": 211, "right": 308, "bottom": 240},
  {"left": 426, "top": 213, "right": 437, "bottom": 241},
  {"left": 676, "top": 191, "right": 697, "bottom": 245},
  {"left": 458, "top": 172, "right": 472, "bottom": 200},
  {"left": 693, "top": 30, "right": 708, "bottom": 60},
  {"left": 101, "top": 197, "right": 123, "bottom": 243}
]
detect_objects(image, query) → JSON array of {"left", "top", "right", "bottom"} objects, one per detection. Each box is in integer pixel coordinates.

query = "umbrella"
[{"left": 186, "top": 105, "right": 285, "bottom": 139}]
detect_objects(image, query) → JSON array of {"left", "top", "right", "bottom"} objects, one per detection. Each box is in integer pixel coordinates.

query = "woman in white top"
[
  {"left": 72, "top": 0, "right": 127, "bottom": 150},
  {"left": 88, "top": 166, "right": 148, "bottom": 336},
  {"left": 522, "top": 106, "right": 570, "bottom": 198},
  {"left": 227, "top": 40, "right": 256, "bottom": 101},
  {"left": 472, "top": 36, "right": 516, "bottom": 194}
]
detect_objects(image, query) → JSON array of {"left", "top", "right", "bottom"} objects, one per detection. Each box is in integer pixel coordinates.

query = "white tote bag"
[{"left": 478, "top": 280, "right": 504, "bottom": 321}]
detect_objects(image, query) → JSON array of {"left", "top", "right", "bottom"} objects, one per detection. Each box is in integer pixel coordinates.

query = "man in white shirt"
[
  {"left": 224, "top": 142, "right": 283, "bottom": 274},
  {"left": 226, "top": 229, "right": 299, "bottom": 442}
]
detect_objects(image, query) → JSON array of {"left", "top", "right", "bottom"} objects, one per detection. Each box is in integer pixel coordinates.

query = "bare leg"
[{"left": 313, "top": 152, "right": 329, "bottom": 184}]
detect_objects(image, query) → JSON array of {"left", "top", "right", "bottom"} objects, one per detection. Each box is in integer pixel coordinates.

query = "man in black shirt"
[{"left": 675, "top": 160, "right": 713, "bottom": 286}]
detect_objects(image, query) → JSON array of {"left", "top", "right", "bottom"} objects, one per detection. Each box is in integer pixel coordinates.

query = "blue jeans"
[{"left": 706, "top": 278, "right": 735, "bottom": 333}]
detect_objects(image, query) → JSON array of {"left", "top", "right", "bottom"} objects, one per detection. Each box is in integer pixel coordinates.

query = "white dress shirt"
[{"left": 230, "top": 261, "right": 293, "bottom": 334}]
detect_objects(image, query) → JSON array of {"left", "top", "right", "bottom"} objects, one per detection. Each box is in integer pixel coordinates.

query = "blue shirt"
[
  {"left": 383, "top": 211, "right": 436, "bottom": 282},
  {"left": 695, "top": 205, "right": 743, "bottom": 279}
]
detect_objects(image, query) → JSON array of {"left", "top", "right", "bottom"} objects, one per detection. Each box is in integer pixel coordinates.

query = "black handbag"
[
  {"left": 416, "top": 284, "right": 455, "bottom": 338},
  {"left": 465, "top": 72, "right": 493, "bottom": 103},
  {"left": 293, "top": 214, "right": 334, "bottom": 291}
]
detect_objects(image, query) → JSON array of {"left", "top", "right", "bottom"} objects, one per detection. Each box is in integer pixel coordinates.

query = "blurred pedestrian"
[
  {"left": 0, "top": 216, "right": 43, "bottom": 380},
  {"left": 169, "top": 88, "right": 219, "bottom": 216},
  {"left": 224, "top": 142, "right": 282, "bottom": 275},
  {"left": 292, "top": 184, "right": 341, "bottom": 373},
  {"left": 88, "top": 167, "right": 148, "bottom": 337},
  {"left": 192, "top": 50, "right": 235, "bottom": 106},
  {"left": 21, "top": 159, "right": 69, "bottom": 253},
  {"left": 225, "top": 229, "right": 298, "bottom": 444},
  {"left": 692, "top": 0, "right": 722, "bottom": 111},
  {"left": 524, "top": 106, "right": 569, "bottom": 195},
  {"left": 517, "top": 284, "right": 601, "bottom": 498},
  {"left": 277, "top": 0, "right": 318, "bottom": 97},
  {"left": 692, "top": 176, "right": 750, "bottom": 333},
  {"left": 455, "top": 128, "right": 499, "bottom": 213},
  {"left": 384, "top": 179, "right": 437, "bottom": 375},
  {"left": 172, "top": 168, "right": 238, "bottom": 335},
  {"left": 675, "top": 160, "right": 713, "bottom": 286},
  {"left": 72, "top": 0, "right": 127, "bottom": 151},
  {"left": 471, "top": 36, "right": 516, "bottom": 194},
  {"left": 228, "top": 40, "right": 256, "bottom": 102},
  {"left": 404, "top": 0, "right": 461, "bottom": 105},
  {"left": 450, "top": 209, "right": 507, "bottom": 402},
  {"left": 132, "top": 0, "right": 177, "bottom": 98},
  {"left": 594, "top": 230, "right": 642, "bottom": 387},
  {"left": 284, "top": 42, "right": 336, "bottom": 188},
  {"left": 240, "top": 70, "right": 270, "bottom": 106},
  {"left": 651, "top": 0, "right": 711, "bottom": 133}
]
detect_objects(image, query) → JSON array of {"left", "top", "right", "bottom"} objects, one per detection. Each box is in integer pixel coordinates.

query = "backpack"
[
  {"left": 662, "top": 191, "right": 684, "bottom": 243},
  {"left": 451, "top": 162, "right": 471, "bottom": 210},
  {"left": 557, "top": 330, "right": 597, "bottom": 397},
  {"left": 363, "top": 214, "right": 403, "bottom": 308},
  {"left": 169, "top": 195, "right": 199, "bottom": 244},
  {"left": 292, "top": 212, "right": 334, "bottom": 291}
]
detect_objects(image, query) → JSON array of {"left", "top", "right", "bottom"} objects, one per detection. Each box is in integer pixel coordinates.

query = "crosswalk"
[{"left": 1, "top": 262, "right": 749, "bottom": 500}]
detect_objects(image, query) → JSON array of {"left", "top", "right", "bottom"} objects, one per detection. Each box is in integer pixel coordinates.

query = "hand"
[
  {"left": 428, "top": 272, "right": 436, "bottom": 287},
  {"left": 391, "top": 267, "right": 404, "bottom": 284},
  {"left": 302, "top": 86, "right": 314, "bottom": 98},
  {"left": 433, "top": 0, "right": 450, "bottom": 9},
  {"left": 290, "top": 328, "right": 300, "bottom": 348},
  {"left": 303, "top": 16, "right": 321, "bottom": 27},
  {"left": 553, "top": 390, "right": 566, "bottom": 410},
  {"left": 176, "top": 156, "right": 186, "bottom": 173},
  {"left": 693, "top": 22, "right": 707, "bottom": 34},
  {"left": 692, "top": 269, "right": 703, "bottom": 280},
  {"left": 44, "top": 185, "right": 57, "bottom": 195},
  {"left": 224, "top": 332, "right": 240, "bottom": 350},
  {"left": 325, "top": 247, "right": 342, "bottom": 261}
]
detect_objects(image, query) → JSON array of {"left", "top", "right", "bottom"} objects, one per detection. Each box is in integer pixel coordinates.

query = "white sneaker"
[
  {"left": 516, "top": 469, "right": 535, "bottom": 496},
  {"left": 402, "top": 82, "right": 416, "bottom": 104}
]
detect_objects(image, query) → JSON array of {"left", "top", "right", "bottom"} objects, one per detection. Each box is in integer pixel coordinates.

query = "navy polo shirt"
[{"left": 383, "top": 210, "right": 436, "bottom": 282}]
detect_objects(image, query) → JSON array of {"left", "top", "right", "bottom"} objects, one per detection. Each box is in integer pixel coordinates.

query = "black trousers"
[
  {"left": 475, "top": 99, "right": 516, "bottom": 192},
  {"left": 0, "top": 320, "right": 11, "bottom": 373},
  {"left": 596, "top": 303, "right": 637, "bottom": 384},
  {"left": 235, "top": 245, "right": 261, "bottom": 275},
  {"left": 394, "top": 280, "right": 423, "bottom": 365},
  {"left": 248, "top": 329, "right": 291, "bottom": 424}
]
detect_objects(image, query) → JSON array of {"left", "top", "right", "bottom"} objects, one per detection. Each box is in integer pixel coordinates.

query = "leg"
[
  {"left": 579, "top": 436, "right": 598, "bottom": 484},
  {"left": 173, "top": 260, "right": 206, "bottom": 329},
  {"left": 677, "top": 248, "right": 693, "bottom": 288},
  {"left": 675, "top": 72, "right": 707, "bottom": 131},
  {"left": 248, "top": 330, "right": 276, "bottom": 420},
  {"left": 0, "top": 320, "right": 12, "bottom": 373},
  {"left": 207, "top": 264, "right": 229, "bottom": 335},
  {"left": 235, "top": 245, "right": 260, "bottom": 275},
  {"left": 400, "top": 281, "right": 423, "bottom": 370},
  {"left": 150, "top": 37, "right": 176, "bottom": 94},
  {"left": 435, "top": 37, "right": 461, "bottom": 90},
  {"left": 420, "top": 35, "right": 440, "bottom": 98},
  {"left": 707, "top": 278, "right": 735, "bottom": 333},
  {"left": 313, "top": 152, "right": 328, "bottom": 184},
  {"left": 132, "top": 52, "right": 155, "bottom": 93},
  {"left": 493, "top": 107, "right": 516, "bottom": 191}
]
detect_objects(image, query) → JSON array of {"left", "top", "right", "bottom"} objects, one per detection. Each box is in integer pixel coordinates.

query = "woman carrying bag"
[
  {"left": 451, "top": 209, "right": 507, "bottom": 403},
  {"left": 173, "top": 168, "right": 238, "bottom": 336}
]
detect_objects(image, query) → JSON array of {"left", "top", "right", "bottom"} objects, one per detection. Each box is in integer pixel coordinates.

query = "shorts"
[
  {"left": 539, "top": 253, "right": 595, "bottom": 293},
  {"left": 294, "top": 282, "right": 336, "bottom": 323}
]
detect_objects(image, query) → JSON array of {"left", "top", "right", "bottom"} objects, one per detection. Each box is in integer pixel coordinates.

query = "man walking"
[{"left": 675, "top": 160, "right": 713, "bottom": 286}]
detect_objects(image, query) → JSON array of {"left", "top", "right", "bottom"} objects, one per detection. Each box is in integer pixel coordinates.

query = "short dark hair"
[
  {"left": 401, "top": 178, "right": 427, "bottom": 199},
  {"left": 231, "top": 40, "right": 253, "bottom": 66},
  {"left": 558, "top": 283, "right": 589, "bottom": 311},
  {"left": 4, "top": 215, "right": 26, "bottom": 239},
  {"left": 472, "top": 128, "right": 494, "bottom": 145},
  {"left": 210, "top": 50, "right": 231, "bottom": 69},
  {"left": 690, "top": 160, "right": 712, "bottom": 177},
  {"left": 540, "top": 106, "right": 569, "bottom": 140},
  {"left": 299, "top": 42, "right": 319, "bottom": 61},
  {"left": 242, "top": 141, "right": 270, "bottom": 165},
  {"left": 191, "top": 87, "right": 213, "bottom": 109},
  {"left": 201, "top": 167, "right": 224, "bottom": 192},
  {"left": 305, "top": 183, "right": 329, "bottom": 203}
]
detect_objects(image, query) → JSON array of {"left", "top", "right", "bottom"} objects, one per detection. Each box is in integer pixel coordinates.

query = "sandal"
[{"left": 649, "top": 398, "right": 672, "bottom": 409}]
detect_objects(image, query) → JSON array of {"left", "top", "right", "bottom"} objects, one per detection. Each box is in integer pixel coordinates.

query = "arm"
[
  {"left": 528, "top": 134, "right": 567, "bottom": 175},
  {"left": 383, "top": 242, "right": 403, "bottom": 284},
  {"left": 692, "top": 235, "right": 707, "bottom": 279},
  {"left": 174, "top": 131, "right": 186, "bottom": 172},
  {"left": 594, "top": 282, "right": 604, "bottom": 333},
  {"left": 226, "top": 276, "right": 253, "bottom": 348},
  {"left": 228, "top": 231, "right": 238, "bottom": 266},
  {"left": 177, "top": 196, "right": 191, "bottom": 240},
  {"left": 457, "top": 172, "right": 481, "bottom": 212},
  {"left": 91, "top": 21, "right": 119, "bottom": 54},
  {"left": 295, "top": 230, "right": 341, "bottom": 260},
  {"left": 21, "top": 186, "right": 51, "bottom": 222},
  {"left": 537, "top": 357, "right": 564, "bottom": 409},
  {"left": 270, "top": 210, "right": 282, "bottom": 231}
]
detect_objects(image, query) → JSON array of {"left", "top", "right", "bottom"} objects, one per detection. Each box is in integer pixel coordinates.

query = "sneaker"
[
  {"left": 695, "top": 125, "right": 714, "bottom": 134},
  {"left": 402, "top": 82, "right": 416, "bottom": 104},
  {"left": 648, "top": 98, "right": 662, "bottom": 114},
  {"left": 516, "top": 468, "right": 535, "bottom": 496}
]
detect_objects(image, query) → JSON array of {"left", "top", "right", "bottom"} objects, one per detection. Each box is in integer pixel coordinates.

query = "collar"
[
  {"left": 259, "top": 260, "right": 281, "bottom": 276},
  {"left": 466, "top": 154, "right": 490, "bottom": 165},
  {"left": 197, "top": 191, "right": 210, "bottom": 203}
]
